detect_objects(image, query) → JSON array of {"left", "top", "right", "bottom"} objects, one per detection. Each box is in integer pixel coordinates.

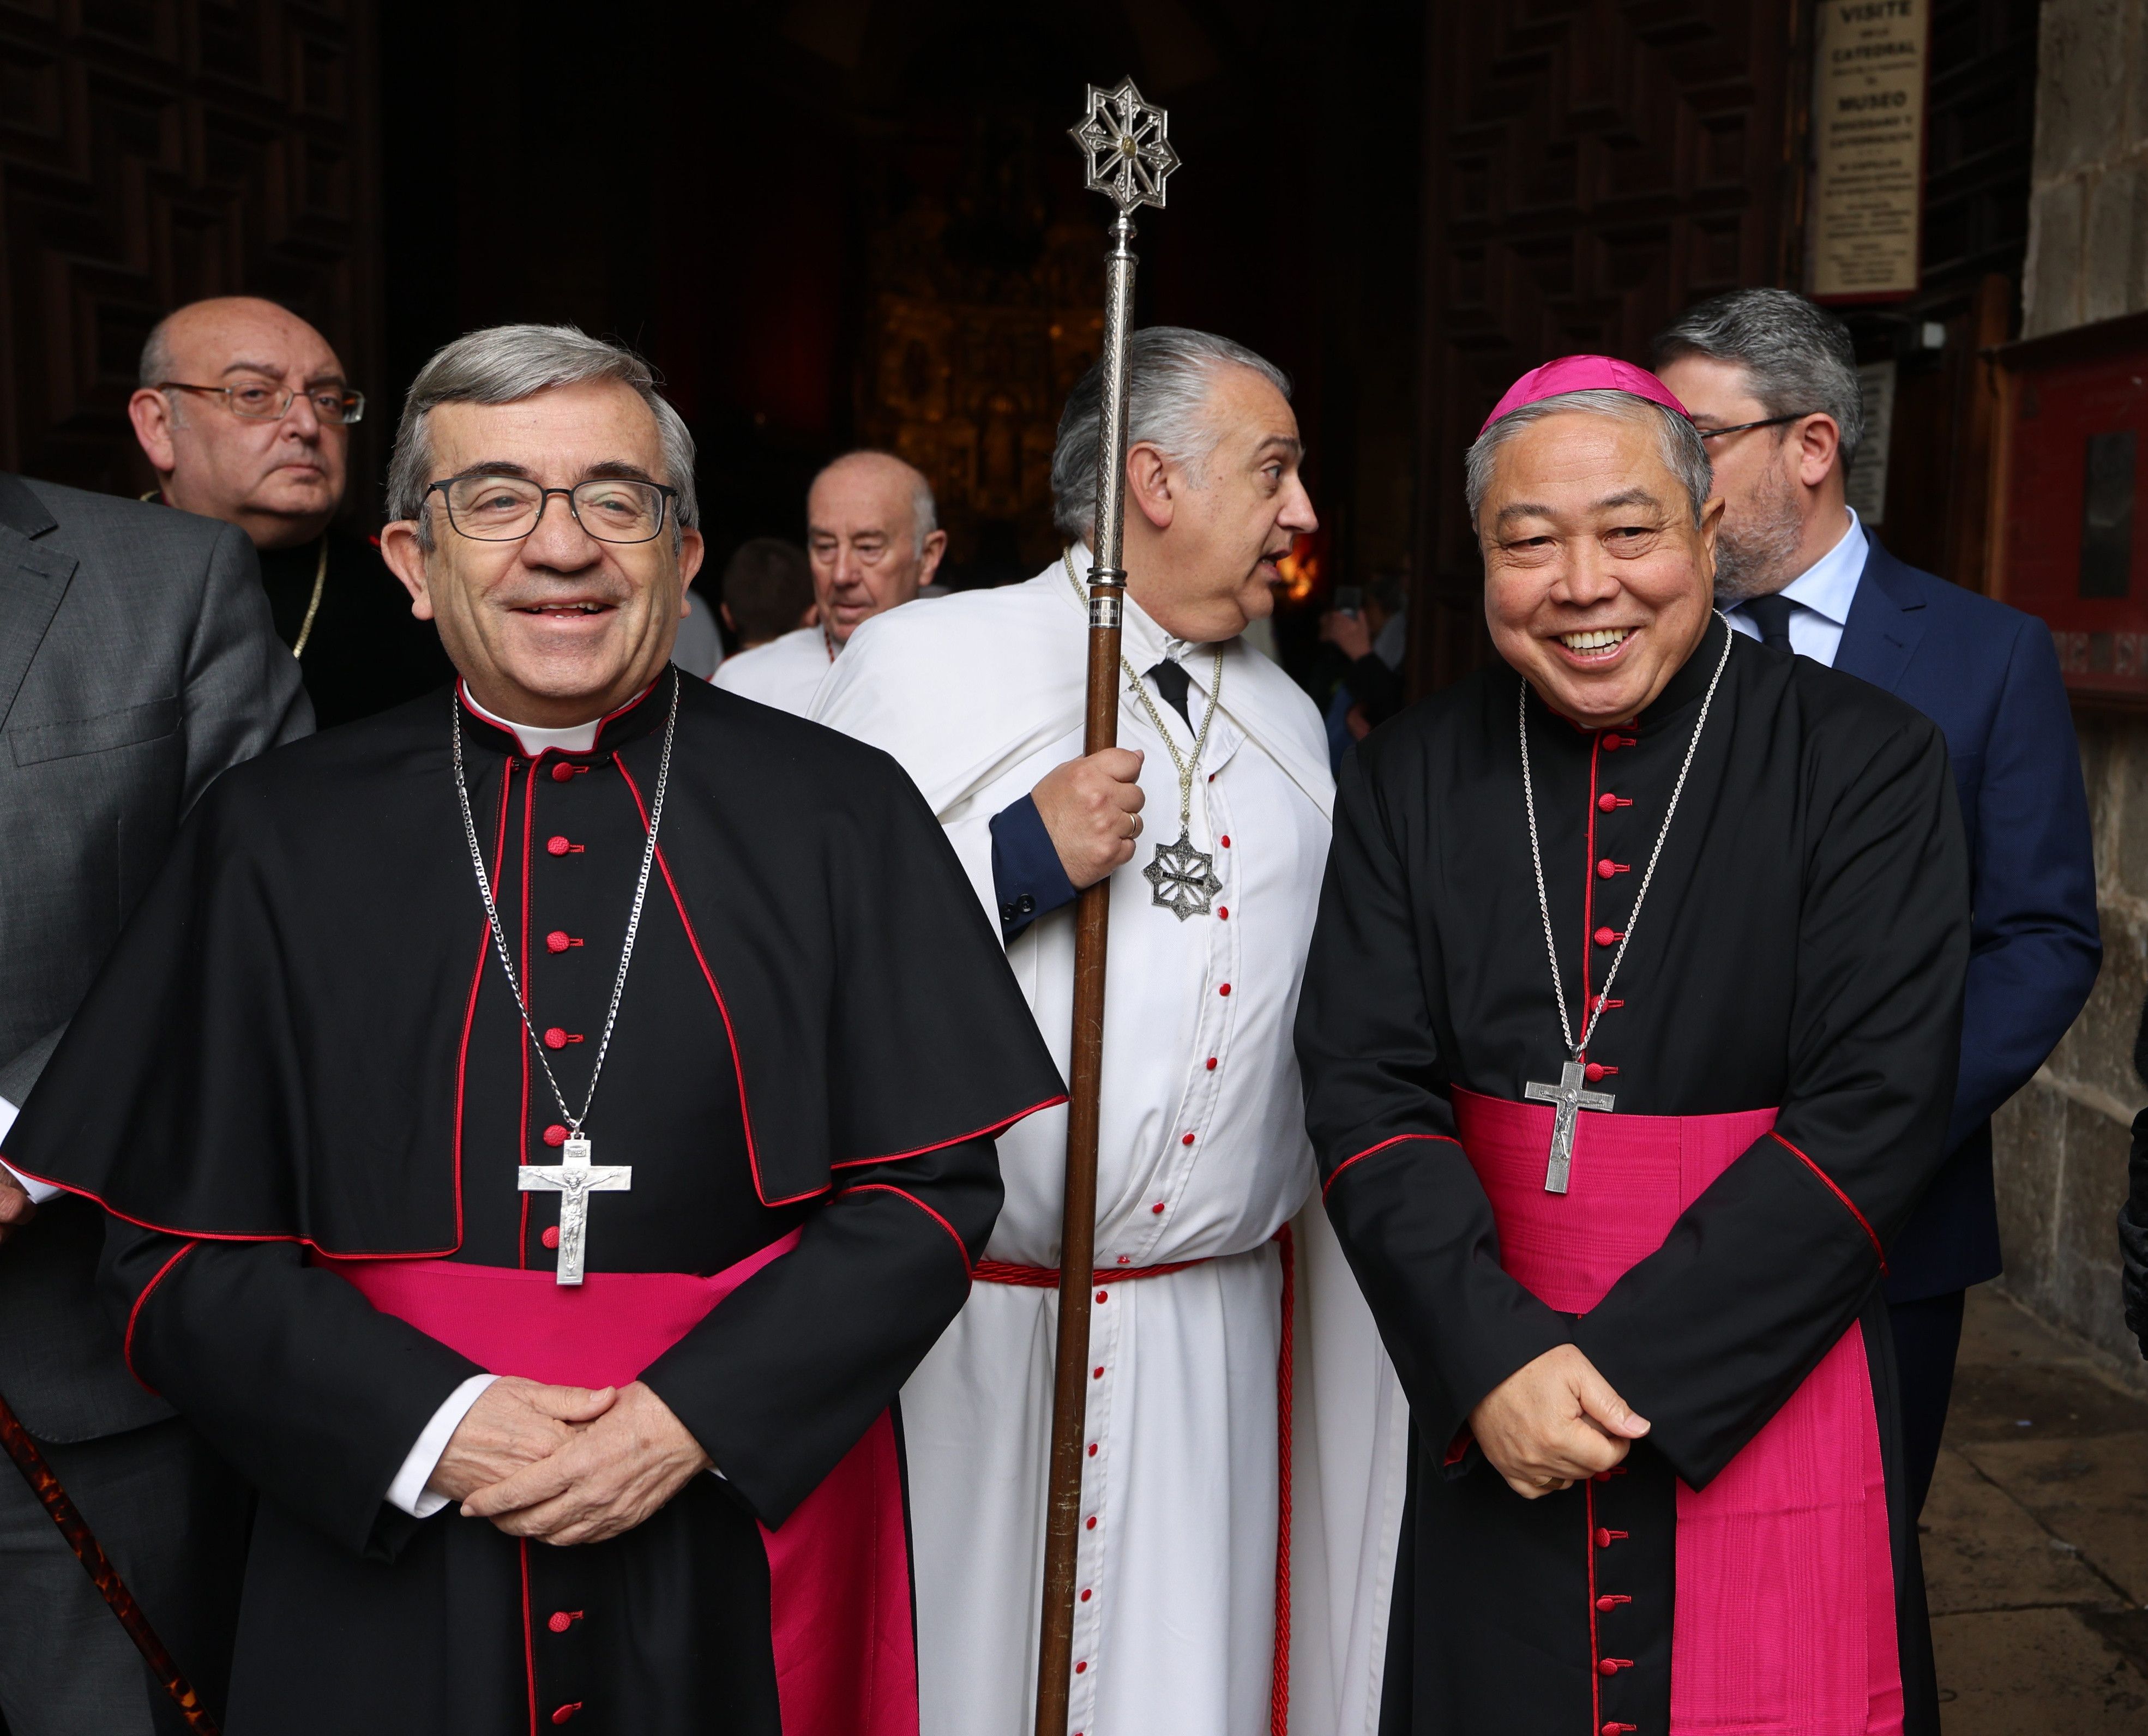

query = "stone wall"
[{"left": 1996, "top": 0, "right": 2148, "bottom": 1386}]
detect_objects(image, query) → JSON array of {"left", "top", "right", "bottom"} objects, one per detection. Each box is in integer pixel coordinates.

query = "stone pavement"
[{"left": 1924, "top": 1285, "right": 2148, "bottom": 1731}]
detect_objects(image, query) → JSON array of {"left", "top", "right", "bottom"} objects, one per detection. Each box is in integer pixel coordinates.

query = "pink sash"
[
  {"left": 1452, "top": 1088, "right": 1902, "bottom": 1736},
  {"left": 324, "top": 1237, "right": 918, "bottom": 1736}
]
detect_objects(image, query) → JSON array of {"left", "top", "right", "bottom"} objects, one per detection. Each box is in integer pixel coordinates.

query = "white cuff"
[
  {"left": 0, "top": 1098, "right": 59, "bottom": 1205},
  {"left": 387, "top": 1373, "right": 498, "bottom": 1519}
]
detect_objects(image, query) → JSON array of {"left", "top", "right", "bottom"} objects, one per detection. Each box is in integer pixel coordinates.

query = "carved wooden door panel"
[
  {"left": 1413, "top": 0, "right": 1802, "bottom": 689},
  {"left": 0, "top": 1, "right": 381, "bottom": 505}
]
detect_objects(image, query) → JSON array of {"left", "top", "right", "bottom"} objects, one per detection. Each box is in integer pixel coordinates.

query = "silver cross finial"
[{"left": 1069, "top": 77, "right": 1180, "bottom": 212}]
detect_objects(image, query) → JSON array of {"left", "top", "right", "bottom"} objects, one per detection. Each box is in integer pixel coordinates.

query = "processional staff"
[
  {"left": 1033, "top": 76, "right": 1182, "bottom": 1736},
  {"left": 0, "top": 1384, "right": 221, "bottom": 1733}
]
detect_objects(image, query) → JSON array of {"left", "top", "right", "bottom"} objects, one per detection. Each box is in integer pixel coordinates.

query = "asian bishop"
[{"left": 1297, "top": 355, "right": 1970, "bottom": 1736}]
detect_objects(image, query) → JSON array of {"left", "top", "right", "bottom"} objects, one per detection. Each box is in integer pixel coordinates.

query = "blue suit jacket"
[{"left": 1834, "top": 536, "right": 2102, "bottom": 1300}]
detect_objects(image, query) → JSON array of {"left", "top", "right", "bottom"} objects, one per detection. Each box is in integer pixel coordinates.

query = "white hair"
[
  {"left": 386, "top": 324, "right": 697, "bottom": 549},
  {"left": 1049, "top": 327, "right": 1292, "bottom": 542},
  {"left": 1465, "top": 389, "right": 1712, "bottom": 529}
]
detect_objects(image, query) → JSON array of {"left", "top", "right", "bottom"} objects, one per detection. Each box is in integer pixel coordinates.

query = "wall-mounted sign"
[
  {"left": 1808, "top": 0, "right": 1932, "bottom": 304},
  {"left": 1990, "top": 310, "right": 2148, "bottom": 706}
]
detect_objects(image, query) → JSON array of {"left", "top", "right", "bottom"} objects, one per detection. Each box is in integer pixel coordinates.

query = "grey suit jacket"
[{"left": 0, "top": 473, "right": 310, "bottom": 1442}]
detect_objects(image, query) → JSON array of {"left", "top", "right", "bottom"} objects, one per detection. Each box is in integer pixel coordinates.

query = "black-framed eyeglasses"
[
  {"left": 427, "top": 473, "right": 678, "bottom": 545},
  {"left": 1694, "top": 412, "right": 1820, "bottom": 443},
  {"left": 160, "top": 381, "right": 365, "bottom": 425}
]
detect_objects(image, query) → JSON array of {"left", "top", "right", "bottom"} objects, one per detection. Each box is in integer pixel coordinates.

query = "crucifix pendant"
[
  {"left": 1142, "top": 827, "right": 1223, "bottom": 920},
  {"left": 517, "top": 1135, "right": 634, "bottom": 1286},
  {"left": 1523, "top": 1060, "right": 1615, "bottom": 1195}
]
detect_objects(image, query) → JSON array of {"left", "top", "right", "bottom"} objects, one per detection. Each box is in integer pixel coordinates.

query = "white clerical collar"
[
  {"left": 1773, "top": 507, "right": 1866, "bottom": 628},
  {"left": 459, "top": 683, "right": 601, "bottom": 755}
]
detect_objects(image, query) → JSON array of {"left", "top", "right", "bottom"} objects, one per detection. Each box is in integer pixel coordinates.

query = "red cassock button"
[
  {"left": 1599, "top": 734, "right": 1621, "bottom": 751},
  {"left": 1597, "top": 792, "right": 1621, "bottom": 812},
  {"left": 1217, "top": 905, "right": 1229, "bottom": 920},
  {"left": 1595, "top": 1527, "right": 1614, "bottom": 1547},
  {"left": 1218, "top": 982, "right": 1231, "bottom": 996},
  {"left": 543, "top": 1124, "right": 568, "bottom": 1147},
  {"left": 551, "top": 1705, "right": 581, "bottom": 1725},
  {"left": 1219, "top": 835, "right": 1231, "bottom": 847},
  {"left": 1151, "top": 1202, "right": 1165, "bottom": 1215},
  {"left": 1205, "top": 1057, "right": 1218, "bottom": 1070},
  {"left": 1095, "top": 1290, "right": 1108, "bottom": 1304},
  {"left": 1584, "top": 1063, "right": 1607, "bottom": 1082},
  {"left": 1597, "top": 1659, "right": 1632, "bottom": 1677},
  {"left": 1181, "top": 1132, "right": 1195, "bottom": 1146},
  {"left": 1088, "top": 1443, "right": 1098, "bottom": 1456},
  {"left": 546, "top": 835, "right": 573, "bottom": 857},
  {"left": 1592, "top": 927, "right": 1618, "bottom": 947},
  {"left": 541, "top": 1226, "right": 561, "bottom": 1250},
  {"left": 547, "top": 931, "right": 573, "bottom": 954},
  {"left": 1085, "top": 1516, "right": 1097, "bottom": 1530},
  {"left": 544, "top": 1028, "right": 569, "bottom": 1050},
  {"left": 1075, "top": 1661, "right": 1087, "bottom": 1675},
  {"left": 547, "top": 1610, "right": 573, "bottom": 1633},
  {"left": 1080, "top": 1588, "right": 1092, "bottom": 1601},
  {"left": 1596, "top": 859, "right": 1618, "bottom": 879},
  {"left": 551, "top": 761, "right": 576, "bottom": 783}
]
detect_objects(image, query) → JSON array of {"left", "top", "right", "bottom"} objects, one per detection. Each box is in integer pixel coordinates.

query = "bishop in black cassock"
[
  {"left": 1, "top": 326, "right": 1065, "bottom": 1736},
  {"left": 1297, "top": 357, "right": 1969, "bottom": 1735}
]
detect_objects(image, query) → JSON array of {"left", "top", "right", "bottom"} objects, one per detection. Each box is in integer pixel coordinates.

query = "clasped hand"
[
  {"left": 1467, "top": 1344, "right": 1651, "bottom": 1499},
  {"left": 426, "top": 1376, "right": 710, "bottom": 1547}
]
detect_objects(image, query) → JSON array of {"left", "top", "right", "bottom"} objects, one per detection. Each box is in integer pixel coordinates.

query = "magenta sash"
[
  {"left": 323, "top": 1235, "right": 919, "bottom": 1736},
  {"left": 1452, "top": 1088, "right": 1903, "bottom": 1736}
]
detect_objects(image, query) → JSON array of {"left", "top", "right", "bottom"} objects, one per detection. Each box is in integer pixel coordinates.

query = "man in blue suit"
[{"left": 1654, "top": 290, "right": 2102, "bottom": 1514}]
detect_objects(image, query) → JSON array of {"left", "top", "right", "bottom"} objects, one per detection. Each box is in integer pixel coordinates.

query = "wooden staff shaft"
[
  {"left": 1034, "top": 207, "right": 1139, "bottom": 1736},
  {"left": 0, "top": 1383, "right": 221, "bottom": 1734}
]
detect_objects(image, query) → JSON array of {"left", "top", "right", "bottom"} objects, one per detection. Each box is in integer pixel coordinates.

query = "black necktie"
[
  {"left": 1742, "top": 593, "right": 1796, "bottom": 654},
  {"left": 1147, "top": 659, "right": 1192, "bottom": 727}
]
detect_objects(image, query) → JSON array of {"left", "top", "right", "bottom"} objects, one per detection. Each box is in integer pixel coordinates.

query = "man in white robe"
[
  {"left": 714, "top": 449, "right": 944, "bottom": 714},
  {"left": 815, "top": 328, "right": 1406, "bottom": 1736}
]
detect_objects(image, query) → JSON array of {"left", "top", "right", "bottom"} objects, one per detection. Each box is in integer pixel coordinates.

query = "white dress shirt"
[
  {"left": 0, "top": 1097, "right": 57, "bottom": 1203},
  {"left": 1723, "top": 507, "right": 1868, "bottom": 667}
]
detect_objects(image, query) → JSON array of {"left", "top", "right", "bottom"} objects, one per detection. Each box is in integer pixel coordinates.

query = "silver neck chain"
[
  {"left": 1063, "top": 547, "right": 1224, "bottom": 828},
  {"left": 1520, "top": 617, "right": 1733, "bottom": 1059},
  {"left": 450, "top": 672, "right": 680, "bottom": 1138}
]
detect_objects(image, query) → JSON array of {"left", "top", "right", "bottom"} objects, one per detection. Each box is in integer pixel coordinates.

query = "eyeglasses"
[
  {"left": 1695, "top": 412, "right": 1819, "bottom": 443},
  {"left": 428, "top": 474, "right": 678, "bottom": 545},
  {"left": 159, "top": 381, "right": 366, "bottom": 425}
]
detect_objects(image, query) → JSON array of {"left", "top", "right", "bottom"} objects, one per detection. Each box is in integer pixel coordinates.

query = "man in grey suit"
[{"left": 0, "top": 472, "right": 309, "bottom": 1733}]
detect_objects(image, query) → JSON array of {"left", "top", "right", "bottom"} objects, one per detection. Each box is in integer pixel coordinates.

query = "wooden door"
[
  {"left": 1411, "top": 0, "right": 1804, "bottom": 690},
  {"left": 0, "top": 1, "right": 382, "bottom": 507}
]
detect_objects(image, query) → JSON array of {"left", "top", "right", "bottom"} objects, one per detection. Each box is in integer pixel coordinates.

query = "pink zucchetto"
[{"left": 1478, "top": 355, "right": 1692, "bottom": 437}]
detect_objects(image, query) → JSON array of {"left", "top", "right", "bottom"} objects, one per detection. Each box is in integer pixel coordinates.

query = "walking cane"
[
  {"left": 0, "top": 1384, "right": 221, "bottom": 1734},
  {"left": 1033, "top": 78, "right": 1182, "bottom": 1736}
]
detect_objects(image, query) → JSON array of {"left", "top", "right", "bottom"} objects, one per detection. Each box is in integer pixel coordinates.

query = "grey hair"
[
  {"left": 1465, "top": 389, "right": 1713, "bottom": 529},
  {"left": 1050, "top": 327, "right": 1292, "bottom": 542},
  {"left": 809, "top": 451, "right": 937, "bottom": 557},
  {"left": 386, "top": 324, "right": 697, "bottom": 548},
  {"left": 1650, "top": 288, "right": 1865, "bottom": 467},
  {"left": 138, "top": 316, "right": 176, "bottom": 391}
]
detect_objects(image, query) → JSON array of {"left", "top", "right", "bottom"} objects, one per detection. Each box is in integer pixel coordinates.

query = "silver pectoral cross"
[
  {"left": 517, "top": 1135, "right": 633, "bottom": 1286},
  {"left": 1523, "top": 1061, "right": 1615, "bottom": 1195}
]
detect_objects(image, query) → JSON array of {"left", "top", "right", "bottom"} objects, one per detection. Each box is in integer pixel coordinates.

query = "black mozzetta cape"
[
  {"left": 2, "top": 672, "right": 1065, "bottom": 1736},
  {"left": 1296, "top": 617, "right": 1970, "bottom": 1736}
]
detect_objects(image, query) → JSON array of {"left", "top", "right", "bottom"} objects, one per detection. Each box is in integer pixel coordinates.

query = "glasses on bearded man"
[{"left": 426, "top": 473, "right": 680, "bottom": 545}]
